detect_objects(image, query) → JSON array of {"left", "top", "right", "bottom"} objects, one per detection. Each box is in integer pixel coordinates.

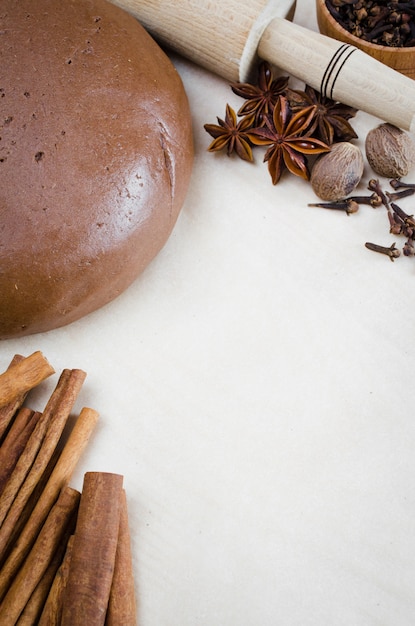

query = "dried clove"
[
  {"left": 368, "top": 178, "right": 390, "bottom": 209},
  {"left": 388, "top": 208, "right": 405, "bottom": 235},
  {"left": 389, "top": 178, "right": 415, "bottom": 190},
  {"left": 403, "top": 237, "right": 415, "bottom": 256},
  {"left": 348, "top": 192, "right": 383, "bottom": 207},
  {"left": 390, "top": 201, "right": 415, "bottom": 231},
  {"left": 326, "top": 0, "right": 415, "bottom": 47},
  {"left": 365, "top": 241, "right": 401, "bottom": 261},
  {"left": 388, "top": 211, "right": 405, "bottom": 235},
  {"left": 385, "top": 188, "right": 415, "bottom": 202},
  {"left": 308, "top": 199, "right": 359, "bottom": 214}
]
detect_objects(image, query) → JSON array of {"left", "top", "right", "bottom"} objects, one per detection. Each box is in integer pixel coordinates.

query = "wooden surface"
[{"left": 3, "top": 2, "right": 415, "bottom": 624}]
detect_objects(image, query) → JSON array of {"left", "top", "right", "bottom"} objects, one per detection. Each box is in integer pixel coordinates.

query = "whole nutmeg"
[
  {"left": 365, "top": 123, "right": 415, "bottom": 178},
  {"left": 310, "top": 142, "right": 364, "bottom": 201}
]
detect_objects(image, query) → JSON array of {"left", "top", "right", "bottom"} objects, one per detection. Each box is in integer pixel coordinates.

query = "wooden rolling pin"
[{"left": 110, "top": 0, "right": 415, "bottom": 133}]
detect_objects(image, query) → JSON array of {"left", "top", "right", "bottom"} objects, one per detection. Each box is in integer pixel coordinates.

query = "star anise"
[
  {"left": 203, "top": 104, "right": 256, "bottom": 162},
  {"left": 248, "top": 96, "right": 331, "bottom": 184},
  {"left": 287, "top": 84, "right": 358, "bottom": 145},
  {"left": 230, "top": 61, "right": 289, "bottom": 126}
]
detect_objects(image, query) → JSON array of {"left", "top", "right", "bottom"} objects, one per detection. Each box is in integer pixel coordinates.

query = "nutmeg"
[
  {"left": 310, "top": 142, "right": 364, "bottom": 201},
  {"left": 365, "top": 123, "right": 415, "bottom": 178}
]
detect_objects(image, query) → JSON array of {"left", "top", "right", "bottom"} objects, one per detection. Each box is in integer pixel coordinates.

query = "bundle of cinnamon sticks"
[{"left": 0, "top": 351, "right": 137, "bottom": 625}]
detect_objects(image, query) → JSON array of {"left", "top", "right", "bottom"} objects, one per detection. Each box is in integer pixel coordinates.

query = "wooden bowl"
[{"left": 316, "top": 0, "right": 415, "bottom": 80}]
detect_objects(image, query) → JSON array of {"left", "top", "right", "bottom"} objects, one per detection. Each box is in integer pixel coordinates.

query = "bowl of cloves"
[{"left": 316, "top": 0, "right": 415, "bottom": 80}]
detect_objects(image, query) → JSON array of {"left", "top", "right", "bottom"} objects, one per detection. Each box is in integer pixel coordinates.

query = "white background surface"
[{"left": 2, "top": 1, "right": 415, "bottom": 624}]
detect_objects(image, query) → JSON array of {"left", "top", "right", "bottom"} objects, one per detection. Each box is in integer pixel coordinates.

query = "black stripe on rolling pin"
[
  {"left": 320, "top": 44, "right": 350, "bottom": 97},
  {"left": 320, "top": 44, "right": 356, "bottom": 100}
]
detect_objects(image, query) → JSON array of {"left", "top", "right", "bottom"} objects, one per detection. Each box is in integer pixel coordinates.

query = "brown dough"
[{"left": 0, "top": 0, "right": 193, "bottom": 338}]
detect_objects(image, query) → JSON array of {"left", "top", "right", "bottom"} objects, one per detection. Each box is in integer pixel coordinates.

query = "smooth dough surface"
[{"left": 0, "top": 0, "right": 193, "bottom": 338}]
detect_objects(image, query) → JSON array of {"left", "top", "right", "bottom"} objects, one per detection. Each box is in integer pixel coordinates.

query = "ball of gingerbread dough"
[{"left": 0, "top": 0, "right": 193, "bottom": 338}]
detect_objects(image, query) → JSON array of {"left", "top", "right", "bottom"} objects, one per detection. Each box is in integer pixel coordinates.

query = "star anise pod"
[
  {"left": 203, "top": 104, "right": 256, "bottom": 162},
  {"left": 230, "top": 61, "right": 289, "bottom": 126},
  {"left": 249, "top": 96, "right": 331, "bottom": 184},
  {"left": 287, "top": 84, "right": 358, "bottom": 145}
]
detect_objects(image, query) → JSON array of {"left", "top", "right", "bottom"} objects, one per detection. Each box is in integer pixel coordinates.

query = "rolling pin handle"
[
  {"left": 258, "top": 17, "right": 415, "bottom": 133},
  {"left": 109, "top": 0, "right": 415, "bottom": 131}
]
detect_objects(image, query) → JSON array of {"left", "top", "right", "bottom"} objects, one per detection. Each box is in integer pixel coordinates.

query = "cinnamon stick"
[
  {"left": 0, "top": 351, "right": 55, "bottom": 408},
  {"left": 0, "top": 368, "right": 86, "bottom": 578},
  {"left": 38, "top": 535, "right": 74, "bottom": 625},
  {"left": 105, "top": 489, "right": 137, "bottom": 626},
  {"left": 1, "top": 430, "right": 62, "bottom": 565},
  {"left": 15, "top": 525, "right": 72, "bottom": 626},
  {"left": 0, "top": 408, "right": 40, "bottom": 495},
  {"left": 0, "top": 355, "right": 27, "bottom": 443},
  {"left": 0, "top": 368, "right": 71, "bottom": 529},
  {"left": 61, "top": 472, "right": 124, "bottom": 626},
  {"left": 0, "top": 486, "right": 80, "bottom": 625},
  {"left": 0, "top": 405, "right": 97, "bottom": 599}
]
